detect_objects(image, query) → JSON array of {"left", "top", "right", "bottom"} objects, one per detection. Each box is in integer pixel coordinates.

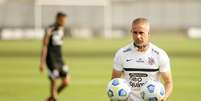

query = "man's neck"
[{"left": 133, "top": 42, "right": 149, "bottom": 52}]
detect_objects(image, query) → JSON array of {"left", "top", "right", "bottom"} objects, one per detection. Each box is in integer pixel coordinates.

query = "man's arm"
[
  {"left": 111, "top": 69, "right": 122, "bottom": 79},
  {"left": 110, "top": 69, "right": 123, "bottom": 101},
  {"left": 161, "top": 70, "right": 173, "bottom": 101},
  {"left": 39, "top": 29, "right": 52, "bottom": 73}
]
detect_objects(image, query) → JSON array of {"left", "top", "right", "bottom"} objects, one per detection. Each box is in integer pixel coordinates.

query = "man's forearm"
[
  {"left": 161, "top": 70, "right": 173, "bottom": 101},
  {"left": 164, "top": 81, "right": 173, "bottom": 100},
  {"left": 111, "top": 69, "right": 122, "bottom": 79},
  {"left": 40, "top": 46, "right": 47, "bottom": 64}
]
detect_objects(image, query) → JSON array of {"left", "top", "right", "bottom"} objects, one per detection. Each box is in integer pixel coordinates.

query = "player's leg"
[
  {"left": 57, "top": 65, "right": 70, "bottom": 93},
  {"left": 46, "top": 78, "right": 57, "bottom": 101},
  {"left": 46, "top": 57, "right": 60, "bottom": 101},
  {"left": 57, "top": 76, "right": 70, "bottom": 93},
  {"left": 50, "top": 79, "right": 57, "bottom": 99},
  {"left": 46, "top": 68, "right": 60, "bottom": 101}
]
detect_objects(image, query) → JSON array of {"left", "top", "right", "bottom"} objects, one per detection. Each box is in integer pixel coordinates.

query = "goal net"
[{"left": 34, "top": 0, "right": 112, "bottom": 38}]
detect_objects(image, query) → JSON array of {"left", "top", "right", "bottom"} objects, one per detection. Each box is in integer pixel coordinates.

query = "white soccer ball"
[
  {"left": 107, "top": 78, "right": 131, "bottom": 101},
  {"left": 140, "top": 80, "right": 165, "bottom": 101}
]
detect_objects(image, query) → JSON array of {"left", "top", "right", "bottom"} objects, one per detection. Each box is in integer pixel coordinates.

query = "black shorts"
[
  {"left": 46, "top": 48, "right": 68, "bottom": 79},
  {"left": 47, "top": 65, "right": 69, "bottom": 80}
]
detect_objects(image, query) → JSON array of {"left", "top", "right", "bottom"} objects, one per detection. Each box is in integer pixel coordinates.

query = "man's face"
[
  {"left": 131, "top": 23, "right": 150, "bottom": 46},
  {"left": 56, "top": 16, "right": 66, "bottom": 27}
]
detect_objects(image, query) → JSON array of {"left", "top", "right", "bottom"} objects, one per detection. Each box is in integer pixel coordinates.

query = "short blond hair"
[
  {"left": 132, "top": 17, "right": 149, "bottom": 25},
  {"left": 132, "top": 17, "right": 150, "bottom": 31}
]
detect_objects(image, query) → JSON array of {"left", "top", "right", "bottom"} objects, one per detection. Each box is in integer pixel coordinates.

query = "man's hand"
[
  {"left": 161, "top": 70, "right": 173, "bottom": 101},
  {"left": 39, "top": 63, "right": 45, "bottom": 73},
  {"left": 161, "top": 97, "right": 168, "bottom": 101}
]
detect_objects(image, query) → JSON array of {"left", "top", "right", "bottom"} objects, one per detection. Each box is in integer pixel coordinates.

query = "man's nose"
[{"left": 136, "top": 34, "right": 141, "bottom": 39}]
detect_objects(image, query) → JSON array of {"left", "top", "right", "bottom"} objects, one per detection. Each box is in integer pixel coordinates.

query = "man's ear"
[
  {"left": 130, "top": 29, "right": 133, "bottom": 33},
  {"left": 148, "top": 32, "right": 151, "bottom": 36}
]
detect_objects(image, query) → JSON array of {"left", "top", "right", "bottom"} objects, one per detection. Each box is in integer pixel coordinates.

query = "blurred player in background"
[
  {"left": 39, "top": 12, "right": 70, "bottom": 101},
  {"left": 111, "top": 18, "right": 173, "bottom": 101}
]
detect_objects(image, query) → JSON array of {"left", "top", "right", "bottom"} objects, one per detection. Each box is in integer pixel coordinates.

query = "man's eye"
[
  {"left": 139, "top": 32, "right": 144, "bottom": 34},
  {"left": 133, "top": 31, "right": 138, "bottom": 34}
]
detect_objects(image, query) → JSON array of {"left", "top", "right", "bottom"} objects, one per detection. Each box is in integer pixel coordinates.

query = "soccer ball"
[
  {"left": 140, "top": 80, "right": 165, "bottom": 101},
  {"left": 106, "top": 78, "right": 131, "bottom": 101}
]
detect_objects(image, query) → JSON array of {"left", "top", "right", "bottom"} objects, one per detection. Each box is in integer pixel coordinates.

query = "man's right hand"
[{"left": 39, "top": 63, "right": 45, "bottom": 73}]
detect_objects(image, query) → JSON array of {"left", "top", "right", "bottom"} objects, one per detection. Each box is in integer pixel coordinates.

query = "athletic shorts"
[{"left": 47, "top": 65, "right": 69, "bottom": 80}]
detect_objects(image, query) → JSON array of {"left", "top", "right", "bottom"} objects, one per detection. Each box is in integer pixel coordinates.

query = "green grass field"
[{"left": 0, "top": 34, "right": 201, "bottom": 101}]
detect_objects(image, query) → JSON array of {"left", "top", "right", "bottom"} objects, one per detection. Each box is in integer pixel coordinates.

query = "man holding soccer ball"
[{"left": 111, "top": 18, "right": 173, "bottom": 101}]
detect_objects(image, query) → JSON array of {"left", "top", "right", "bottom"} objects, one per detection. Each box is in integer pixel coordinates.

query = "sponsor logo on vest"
[{"left": 128, "top": 73, "right": 148, "bottom": 88}]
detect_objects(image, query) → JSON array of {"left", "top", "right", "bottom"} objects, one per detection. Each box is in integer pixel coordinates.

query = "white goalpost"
[{"left": 34, "top": 0, "right": 112, "bottom": 38}]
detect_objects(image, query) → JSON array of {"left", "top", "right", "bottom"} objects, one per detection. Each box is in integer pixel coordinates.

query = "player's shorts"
[{"left": 47, "top": 65, "right": 69, "bottom": 80}]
